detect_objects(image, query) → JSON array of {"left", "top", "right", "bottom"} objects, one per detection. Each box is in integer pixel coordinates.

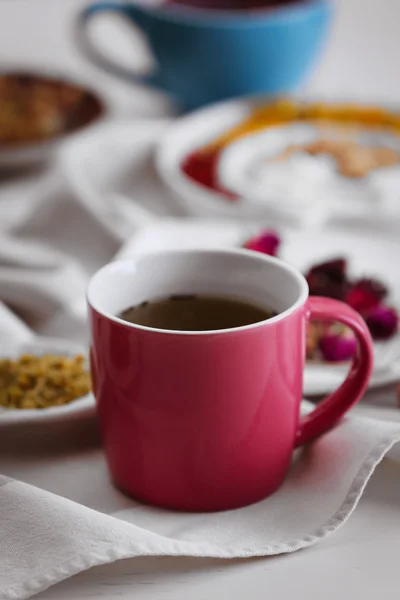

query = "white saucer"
[
  {"left": 117, "top": 219, "right": 400, "bottom": 396},
  {"left": 156, "top": 95, "right": 400, "bottom": 224},
  {"left": 0, "top": 337, "right": 95, "bottom": 425}
]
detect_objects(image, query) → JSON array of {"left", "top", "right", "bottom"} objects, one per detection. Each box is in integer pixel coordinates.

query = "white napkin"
[
  {"left": 1, "top": 129, "right": 400, "bottom": 600},
  {"left": 1, "top": 408, "right": 400, "bottom": 600}
]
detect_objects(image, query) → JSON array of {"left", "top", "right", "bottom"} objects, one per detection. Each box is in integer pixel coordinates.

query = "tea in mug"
[{"left": 119, "top": 294, "right": 274, "bottom": 331}]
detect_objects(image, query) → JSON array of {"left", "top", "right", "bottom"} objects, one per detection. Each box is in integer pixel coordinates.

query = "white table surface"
[{"left": 1, "top": 0, "right": 400, "bottom": 598}]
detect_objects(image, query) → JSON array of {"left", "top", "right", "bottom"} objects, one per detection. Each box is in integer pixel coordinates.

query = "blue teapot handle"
[{"left": 75, "top": 2, "right": 161, "bottom": 88}]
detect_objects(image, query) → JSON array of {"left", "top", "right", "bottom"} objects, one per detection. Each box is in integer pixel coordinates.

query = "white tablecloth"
[{"left": 1, "top": 0, "right": 400, "bottom": 598}]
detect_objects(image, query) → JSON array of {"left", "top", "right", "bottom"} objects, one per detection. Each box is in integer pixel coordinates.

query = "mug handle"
[
  {"left": 296, "top": 297, "right": 374, "bottom": 447},
  {"left": 75, "top": 2, "right": 160, "bottom": 87}
]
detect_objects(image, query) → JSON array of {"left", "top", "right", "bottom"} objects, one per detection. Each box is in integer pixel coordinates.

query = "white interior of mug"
[{"left": 87, "top": 248, "right": 308, "bottom": 334}]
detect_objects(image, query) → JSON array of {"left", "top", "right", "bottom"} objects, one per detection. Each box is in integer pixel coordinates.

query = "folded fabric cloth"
[
  {"left": 0, "top": 168, "right": 118, "bottom": 338},
  {"left": 0, "top": 302, "right": 33, "bottom": 344},
  {"left": 1, "top": 404, "right": 400, "bottom": 600},
  {"left": 0, "top": 235, "right": 87, "bottom": 329}
]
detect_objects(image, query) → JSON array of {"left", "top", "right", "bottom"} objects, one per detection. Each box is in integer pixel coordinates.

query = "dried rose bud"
[
  {"left": 243, "top": 230, "right": 281, "bottom": 256},
  {"left": 345, "top": 278, "right": 388, "bottom": 312},
  {"left": 319, "top": 325, "right": 357, "bottom": 362},
  {"left": 364, "top": 304, "right": 398, "bottom": 340},
  {"left": 310, "top": 258, "right": 347, "bottom": 278},
  {"left": 305, "top": 258, "right": 350, "bottom": 301}
]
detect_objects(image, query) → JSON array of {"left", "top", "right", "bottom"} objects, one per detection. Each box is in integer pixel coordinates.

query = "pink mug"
[{"left": 87, "top": 249, "right": 373, "bottom": 511}]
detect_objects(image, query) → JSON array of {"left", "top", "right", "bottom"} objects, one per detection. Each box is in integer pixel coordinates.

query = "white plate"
[
  {"left": 60, "top": 119, "right": 182, "bottom": 242},
  {"left": 0, "top": 337, "right": 95, "bottom": 425},
  {"left": 117, "top": 219, "right": 400, "bottom": 396},
  {"left": 156, "top": 95, "right": 400, "bottom": 225}
]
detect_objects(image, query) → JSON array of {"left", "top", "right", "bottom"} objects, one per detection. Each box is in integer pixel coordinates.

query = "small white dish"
[
  {"left": 0, "top": 337, "right": 95, "bottom": 425},
  {"left": 116, "top": 219, "right": 400, "bottom": 396},
  {"left": 156, "top": 95, "right": 400, "bottom": 224}
]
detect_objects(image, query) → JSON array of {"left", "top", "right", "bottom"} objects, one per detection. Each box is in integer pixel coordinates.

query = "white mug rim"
[{"left": 87, "top": 248, "right": 309, "bottom": 336}]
